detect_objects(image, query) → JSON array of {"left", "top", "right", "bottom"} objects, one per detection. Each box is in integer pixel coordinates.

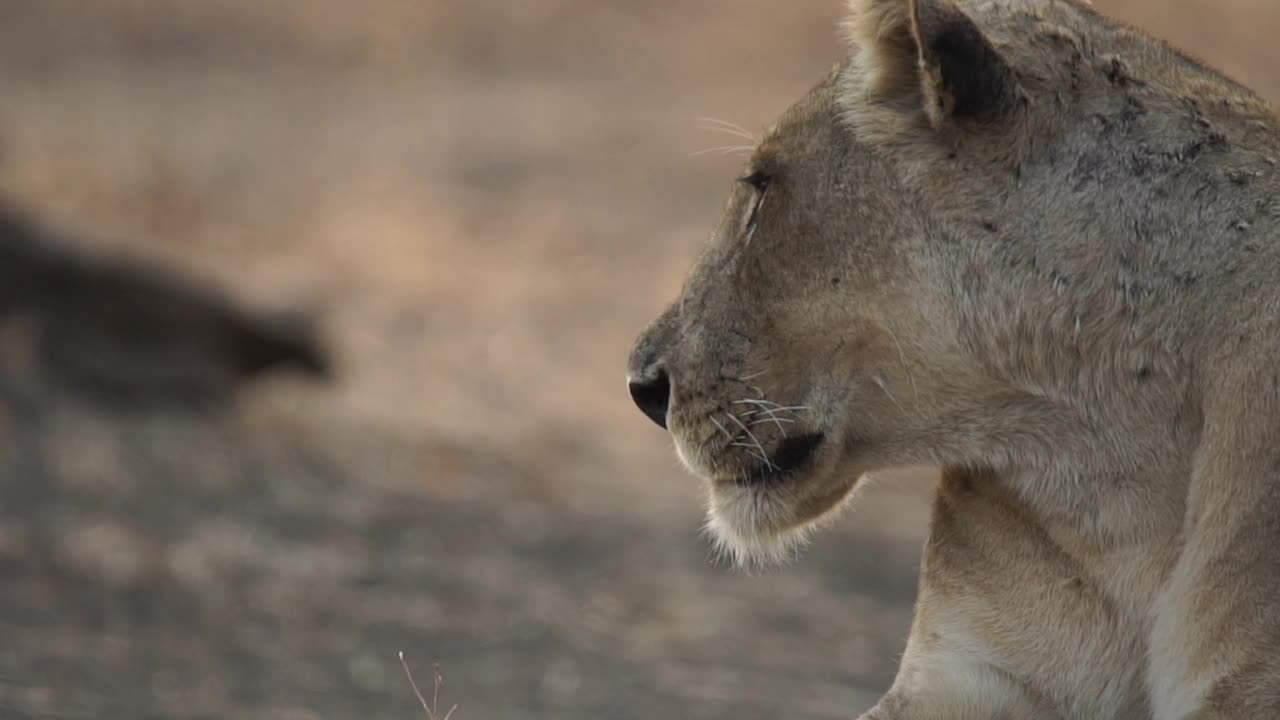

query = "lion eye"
[
  {"left": 738, "top": 171, "right": 771, "bottom": 232},
  {"left": 739, "top": 170, "right": 772, "bottom": 193}
]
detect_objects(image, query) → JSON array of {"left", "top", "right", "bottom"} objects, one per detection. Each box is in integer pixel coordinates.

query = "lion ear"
[{"left": 845, "top": 0, "right": 1023, "bottom": 128}]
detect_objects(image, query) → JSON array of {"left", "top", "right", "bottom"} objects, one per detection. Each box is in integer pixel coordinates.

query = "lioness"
[{"left": 627, "top": 0, "right": 1280, "bottom": 717}]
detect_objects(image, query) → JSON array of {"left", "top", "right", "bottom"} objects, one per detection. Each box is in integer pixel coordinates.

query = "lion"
[{"left": 626, "top": 0, "right": 1280, "bottom": 717}]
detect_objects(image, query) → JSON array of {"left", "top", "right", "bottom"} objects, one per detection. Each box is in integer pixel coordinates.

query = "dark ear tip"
[{"left": 911, "top": 0, "right": 1021, "bottom": 124}]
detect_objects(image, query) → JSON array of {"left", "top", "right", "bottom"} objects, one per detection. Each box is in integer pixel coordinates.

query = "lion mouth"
[{"left": 739, "top": 432, "right": 825, "bottom": 485}]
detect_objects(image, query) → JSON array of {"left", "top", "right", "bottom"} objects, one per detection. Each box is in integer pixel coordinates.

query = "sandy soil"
[{"left": 0, "top": 2, "right": 1276, "bottom": 718}]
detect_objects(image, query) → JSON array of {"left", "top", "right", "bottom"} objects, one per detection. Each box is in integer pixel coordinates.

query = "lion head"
[{"left": 627, "top": 0, "right": 1259, "bottom": 566}]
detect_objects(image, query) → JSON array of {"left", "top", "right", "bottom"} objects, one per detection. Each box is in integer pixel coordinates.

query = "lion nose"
[{"left": 628, "top": 367, "right": 671, "bottom": 430}]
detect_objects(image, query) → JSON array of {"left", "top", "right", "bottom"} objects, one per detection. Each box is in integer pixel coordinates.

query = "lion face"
[
  {"left": 627, "top": 73, "right": 953, "bottom": 566},
  {"left": 628, "top": 0, "right": 1220, "bottom": 566}
]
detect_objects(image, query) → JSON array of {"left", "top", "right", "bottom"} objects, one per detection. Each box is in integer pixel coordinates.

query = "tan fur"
[{"left": 628, "top": 0, "right": 1280, "bottom": 716}]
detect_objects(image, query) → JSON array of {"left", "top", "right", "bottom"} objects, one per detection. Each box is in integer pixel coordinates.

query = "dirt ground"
[{"left": 0, "top": 2, "right": 1276, "bottom": 718}]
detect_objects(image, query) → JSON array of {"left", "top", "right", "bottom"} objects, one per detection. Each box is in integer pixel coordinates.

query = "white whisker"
[
  {"left": 724, "top": 412, "right": 777, "bottom": 471},
  {"left": 883, "top": 323, "right": 920, "bottom": 404},
  {"left": 696, "top": 116, "right": 757, "bottom": 142},
  {"left": 733, "top": 399, "right": 811, "bottom": 415},
  {"left": 748, "top": 417, "right": 795, "bottom": 426},
  {"left": 709, "top": 415, "right": 735, "bottom": 444},
  {"left": 768, "top": 405, "right": 811, "bottom": 414},
  {"left": 872, "top": 375, "right": 906, "bottom": 414},
  {"left": 733, "top": 399, "right": 782, "bottom": 409},
  {"left": 691, "top": 144, "right": 754, "bottom": 157},
  {"left": 730, "top": 442, "right": 771, "bottom": 466},
  {"left": 697, "top": 124, "right": 757, "bottom": 143},
  {"left": 739, "top": 404, "right": 792, "bottom": 436}
]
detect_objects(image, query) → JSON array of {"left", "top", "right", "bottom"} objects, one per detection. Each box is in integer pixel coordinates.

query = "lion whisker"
[
  {"left": 709, "top": 415, "right": 736, "bottom": 445},
  {"left": 883, "top": 323, "right": 920, "bottom": 404},
  {"left": 732, "top": 399, "right": 811, "bottom": 415},
  {"left": 696, "top": 116, "right": 757, "bottom": 142},
  {"left": 748, "top": 416, "right": 795, "bottom": 426},
  {"left": 730, "top": 442, "right": 771, "bottom": 466},
  {"left": 737, "top": 402, "right": 793, "bottom": 436},
  {"left": 767, "top": 405, "right": 812, "bottom": 414},
  {"left": 872, "top": 375, "right": 906, "bottom": 415},
  {"left": 697, "top": 125, "right": 757, "bottom": 143},
  {"left": 690, "top": 144, "right": 755, "bottom": 158},
  {"left": 724, "top": 412, "right": 777, "bottom": 471},
  {"left": 748, "top": 416, "right": 793, "bottom": 436},
  {"left": 697, "top": 116, "right": 754, "bottom": 135}
]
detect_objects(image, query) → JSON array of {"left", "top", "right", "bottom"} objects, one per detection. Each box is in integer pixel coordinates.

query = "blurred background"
[{"left": 0, "top": 2, "right": 1276, "bottom": 718}]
